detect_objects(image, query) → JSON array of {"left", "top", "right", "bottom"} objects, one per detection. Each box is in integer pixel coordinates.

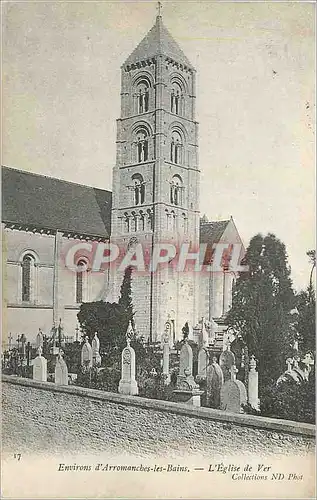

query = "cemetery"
[{"left": 2, "top": 255, "right": 315, "bottom": 456}]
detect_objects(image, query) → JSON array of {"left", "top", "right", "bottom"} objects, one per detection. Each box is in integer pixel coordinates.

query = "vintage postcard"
[{"left": 1, "top": 1, "right": 315, "bottom": 498}]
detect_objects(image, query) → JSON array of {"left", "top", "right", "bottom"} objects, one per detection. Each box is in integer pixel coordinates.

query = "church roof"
[
  {"left": 199, "top": 219, "right": 230, "bottom": 245},
  {"left": 2, "top": 166, "right": 234, "bottom": 245},
  {"left": 2, "top": 166, "right": 112, "bottom": 238},
  {"left": 124, "top": 15, "right": 193, "bottom": 69}
]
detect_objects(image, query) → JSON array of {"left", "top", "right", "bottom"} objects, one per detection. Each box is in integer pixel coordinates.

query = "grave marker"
[
  {"left": 81, "top": 336, "right": 93, "bottom": 369},
  {"left": 118, "top": 322, "right": 138, "bottom": 395},
  {"left": 206, "top": 356, "right": 224, "bottom": 408},
  {"left": 32, "top": 347, "right": 47, "bottom": 382},
  {"left": 248, "top": 355, "right": 259, "bottom": 410},
  {"left": 55, "top": 350, "right": 69, "bottom": 385},
  {"left": 92, "top": 332, "right": 101, "bottom": 366},
  {"left": 220, "top": 364, "right": 247, "bottom": 413}
]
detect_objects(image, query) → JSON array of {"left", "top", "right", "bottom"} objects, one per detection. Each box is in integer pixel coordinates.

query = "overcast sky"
[{"left": 2, "top": 1, "right": 315, "bottom": 290}]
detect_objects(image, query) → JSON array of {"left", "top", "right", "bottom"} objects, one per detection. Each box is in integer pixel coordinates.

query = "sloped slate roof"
[
  {"left": 2, "top": 166, "right": 112, "bottom": 238},
  {"left": 124, "top": 15, "right": 193, "bottom": 68},
  {"left": 200, "top": 219, "right": 230, "bottom": 245}
]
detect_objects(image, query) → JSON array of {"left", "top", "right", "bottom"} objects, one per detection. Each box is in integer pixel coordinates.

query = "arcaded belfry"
[
  {"left": 2, "top": 4, "right": 243, "bottom": 347},
  {"left": 109, "top": 7, "right": 244, "bottom": 345}
]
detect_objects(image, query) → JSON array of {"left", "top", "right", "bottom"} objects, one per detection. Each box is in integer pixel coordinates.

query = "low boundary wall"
[{"left": 2, "top": 374, "right": 315, "bottom": 462}]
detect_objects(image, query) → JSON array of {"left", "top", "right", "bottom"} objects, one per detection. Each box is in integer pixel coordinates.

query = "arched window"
[
  {"left": 22, "top": 254, "right": 34, "bottom": 302},
  {"left": 76, "top": 259, "right": 88, "bottom": 304},
  {"left": 136, "top": 81, "right": 150, "bottom": 114},
  {"left": 132, "top": 173, "right": 145, "bottom": 205},
  {"left": 170, "top": 174, "right": 183, "bottom": 206},
  {"left": 170, "top": 131, "right": 183, "bottom": 164},
  {"left": 171, "top": 81, "right": 183, "bottom": 115},
  {"left": 136, "top": 129, "right": 149, "bottom": 163}
]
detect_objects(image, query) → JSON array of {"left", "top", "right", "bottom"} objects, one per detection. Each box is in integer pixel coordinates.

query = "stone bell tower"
[{"left": 111, "top": 11, "right": 200, "bottom": 342}]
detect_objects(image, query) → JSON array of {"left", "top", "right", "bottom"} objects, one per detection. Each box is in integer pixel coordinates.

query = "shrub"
[{"left": 259, "top": 373, "right": 315, "bottom": 424}]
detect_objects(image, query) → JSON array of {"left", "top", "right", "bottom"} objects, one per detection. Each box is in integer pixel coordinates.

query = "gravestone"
[
  {"left": 32, "top": 347, "right": 47, "bottom": 382},
  {"left": 118, "top": 328, "right": 138, "bottom": 396},
  {"left": 173, "top": 339, "right": 203, "bottom": 406},
  {"left": 55, "top": 350, "right": 69, "bottom": 385},
  {"left": 219, "top": 348, "right": 236, "bottom": 382},
  {"left": 162, "top": 331, "right": 171, "bottom": 385},
  {"left": 179, "top": 340, "right": 193, "bottom": 378},
  {"left": 220, "top": 365, "right": 247, "bottom": 413},
  {"left": 92, "top": 332, "right": 101, "bottom": 366},
  {"left": 81, "top": 336, "right": 93, "bottom": 369},
  {"left": 197, "top": 347, "right": 209, "bottom": 379},
  {"left": 206, "top": 356, "right": 224, "bottom": 408},
  {"left": 248, "top": 355, "right": 259, "bottom": 410}
]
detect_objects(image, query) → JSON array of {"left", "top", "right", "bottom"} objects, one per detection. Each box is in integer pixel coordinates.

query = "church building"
[{"left": 2, "top": 13, "right": 244, "bottom": 347}]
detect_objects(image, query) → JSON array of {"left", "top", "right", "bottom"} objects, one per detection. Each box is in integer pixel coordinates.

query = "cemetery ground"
[{"left": 1, "top": 322, "right": 315, "bottom": 460}]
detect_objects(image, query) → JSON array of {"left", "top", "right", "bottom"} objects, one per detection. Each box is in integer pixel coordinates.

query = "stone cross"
[
  {"left": 92, "top": 332, "right": 101, "bottom": 366},
  {"left": 36, "top": 329, "right": 44, "bottom": 349},
  {"left": 126, "top": 320, "right": 134, "bottom": 345},
  {"left": 118, "top": 331, "right": 138, "bottom": 396},
  {"left": 55, "top": 350, "right": 69, "bottom": 385},
  {"left": 248, "top": 355, "right": 259, "bottom": 410},
  {"left": 33, "top": 347, "right": 47, "bottom": 382},
  {"left": 20, "top": 334, "right": 27, "bottom": 358},
  {"left": 81, "top": 336, "right": 93, "bottom": 369}
]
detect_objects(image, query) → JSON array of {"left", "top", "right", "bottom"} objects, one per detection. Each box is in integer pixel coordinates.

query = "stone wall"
[{"left": 2, "top": 376, "right": 314, "bottom": 458}]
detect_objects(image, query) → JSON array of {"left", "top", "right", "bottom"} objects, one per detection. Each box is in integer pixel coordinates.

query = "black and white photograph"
[{"left": 1, "top": 1, "right": 315, "bottom": 498}]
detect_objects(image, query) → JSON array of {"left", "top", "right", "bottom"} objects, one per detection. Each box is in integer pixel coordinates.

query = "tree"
[
  {"left": 295, "top": 250, "right": 316, "bottom": 355},
  {"left": 118, "top": 266, "right": 135, "bottom": 329},
  {"left": 226, "top": 233, "right": 295, "bottom": 388},
  {"left": 307, "top": 249, "right": 316, "bottom": 293},
  {"left": 77, "top": 301, "right": 130, "bottom": 353}
]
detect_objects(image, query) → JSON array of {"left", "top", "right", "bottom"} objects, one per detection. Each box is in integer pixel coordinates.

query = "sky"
[{"left": 2, "top": 0, "right": 315, "bottom": 291}]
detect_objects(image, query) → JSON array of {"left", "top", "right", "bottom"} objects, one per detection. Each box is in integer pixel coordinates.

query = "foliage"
[
  {"left": 77, "top": 301, "right": 131, "bottom": 354},
  {"left": 118, "top": 266, "right": 135, "bottom": 329},
  {"left": 61, "top": 342, "right": 82, "bottom": 373},
  {"left": 226, "top": 233, "right": 296, "bottom": 388},
  {"left": 259, "top": 373, "right": 315, "bottom": 424}
]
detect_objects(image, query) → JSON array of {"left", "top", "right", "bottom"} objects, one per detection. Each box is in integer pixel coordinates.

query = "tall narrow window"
[
  {"left": 170, "top": 82, "right": 183, "bottom": 115},
  {"left": 136, "top": 130, "right": 149, "bottom": 162},
  {"left": 170, "top": 174, "right": 183, "bottom": 206},
  {"left": 132, "top": 173, "right": 145, "bottom": 205},
  {"left": 170, "top": 131, "right": 182, "bottom": 164},
  {"left": 136, "top": 81, "right": 150, "bottom": 113},
  {"left": 22, "top": 255, "right": 33, "bottom": 302},
  {"left": 76, "top": 260, "right": 87, "bottom": 304}
]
